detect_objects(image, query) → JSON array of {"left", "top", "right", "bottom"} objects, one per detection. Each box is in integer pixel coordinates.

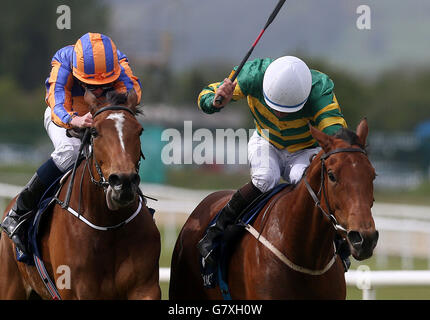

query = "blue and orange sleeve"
[
  {"left": 115, "top": 50, "right": 142, "bottom": 103},
  {"left": 45, "top": 59, "right": 75, "bottom": 128}
]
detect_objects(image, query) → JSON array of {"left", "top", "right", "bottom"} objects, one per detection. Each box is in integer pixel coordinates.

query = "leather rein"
[{"left": 303, "top": 147, "right": 367, "bottom": 233}]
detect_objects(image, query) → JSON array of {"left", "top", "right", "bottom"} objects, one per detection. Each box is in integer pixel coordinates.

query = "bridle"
[
  {"left": 86, "top": 106, "right": 144, "bottom": 192},
  {"left": 61, "top": 105, "right": 144, "bottom": 209},
  {"left": 303, "top": 147, "right": 368, "bottom": 233}
]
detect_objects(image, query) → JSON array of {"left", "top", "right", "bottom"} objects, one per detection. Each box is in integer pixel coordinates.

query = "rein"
[
  {"left": 58, "top": 105, "right": 146, "bottom": 231},
  {"left": 304, "top": 147, "right": 367, "bottom": 232}
]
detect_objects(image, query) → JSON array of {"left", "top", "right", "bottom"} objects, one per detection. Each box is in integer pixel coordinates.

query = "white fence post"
[{"left": 362, "top": 288, "right": 376, "bottom": 300}]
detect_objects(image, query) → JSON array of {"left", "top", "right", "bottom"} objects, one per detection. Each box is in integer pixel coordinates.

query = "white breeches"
[
  {"left": 248, "top": 131, "right": 321, "bottom": 192},
  {"left": 44, "top": 107, "right": 81, "bottom": 172}
]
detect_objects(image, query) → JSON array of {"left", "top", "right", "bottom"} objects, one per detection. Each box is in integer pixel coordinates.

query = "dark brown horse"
[
  {"left": 0, "top": 90, "right": 161, "bottom": 299},
  {"left": 169, "top": 119, "right": 378, "bottom": 299}
]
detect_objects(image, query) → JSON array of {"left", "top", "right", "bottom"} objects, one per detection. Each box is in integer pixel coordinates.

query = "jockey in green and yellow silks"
[
  {"left": 197, "top": 56, "right": 347, "bottom": 270},
  {"left": 198, "top": 57, "right": 346, "bottom": 152}
]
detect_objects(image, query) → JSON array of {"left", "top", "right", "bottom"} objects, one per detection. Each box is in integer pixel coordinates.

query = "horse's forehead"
[
  {"left": 97, "top": 111, "right": 137, "bottom": 130},
  {"left": 327, "top": 150, "right": 373, "bottom": 174}
]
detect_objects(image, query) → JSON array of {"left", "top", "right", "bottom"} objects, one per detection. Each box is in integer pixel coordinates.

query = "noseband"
[{"left": 304, "top": 147, "right": 367, "bottom": 232}]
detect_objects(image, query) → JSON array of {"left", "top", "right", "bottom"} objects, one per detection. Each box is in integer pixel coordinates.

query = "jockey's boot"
[
  {"left": 197, "top": 181, "right": 262, "bottom": 267},
  {"left": 0, "top": 158, "right": 62, "bottom": 254}
]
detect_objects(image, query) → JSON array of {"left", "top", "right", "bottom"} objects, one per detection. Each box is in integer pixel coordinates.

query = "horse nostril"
[
  {"left": 371, "top": 230, "right": 379, "bottom": 247},
  {"left": 108, "top": 174, "right": 122, "bottom": 189},
  {"left": 109, "top": 173, "right": 139, "bottom": 190},
  {"left": 347, "top": 231, "right": 364, "bottom": 248}
]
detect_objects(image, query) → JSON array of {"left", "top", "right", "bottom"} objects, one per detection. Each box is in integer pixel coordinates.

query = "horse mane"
[
  {"left": 106, "top": 90, "right": 143, "bottom": 115},
  {"left": 334, "top": 127, "right": 366, "bottom": 150},
  {"left": 106, "top": 90, "right": 127, "bottom": 105}
]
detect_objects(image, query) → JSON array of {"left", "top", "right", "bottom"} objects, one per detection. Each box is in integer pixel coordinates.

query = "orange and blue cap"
[{"left": 72, "top": 33, "right": 121, "bottom": 85}]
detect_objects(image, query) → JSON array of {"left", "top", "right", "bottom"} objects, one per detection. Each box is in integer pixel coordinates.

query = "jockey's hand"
[
  {"left": 213, "top": 78, "right": 236, "bottom": 108},
  {"left": 70, "top": 112, "right": 93, "bottom": 128}
]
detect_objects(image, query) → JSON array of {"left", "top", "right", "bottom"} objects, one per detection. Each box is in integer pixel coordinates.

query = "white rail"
[{"left": 158, "top": 267, "right": 430, "bottom": 300}]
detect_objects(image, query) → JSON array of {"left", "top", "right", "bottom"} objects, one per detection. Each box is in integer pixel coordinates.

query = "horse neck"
[{"left": 267, "top": 154, "right": 336, "bottom": 269}]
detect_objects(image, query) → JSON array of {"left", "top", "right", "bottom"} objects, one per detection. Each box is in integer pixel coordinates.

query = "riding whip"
[{"left": 215, "top": 0, "right": 287, "bottom": 105}]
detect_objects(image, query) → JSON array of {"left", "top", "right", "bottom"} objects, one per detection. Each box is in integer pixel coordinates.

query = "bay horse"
[
  {"left": 169, "top": 119, "right": 378, "bottom": 299},
  {"left": 0, "top": 89, "right": 161, "bottom": 299}
]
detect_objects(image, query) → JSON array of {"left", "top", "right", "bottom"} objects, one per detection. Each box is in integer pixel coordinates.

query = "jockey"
[
  {"left": 197, "top": 56, "right": 347, "bottom": 267},
  {"left": 0, "top": 33, "right": 142, "bottom": 254}
]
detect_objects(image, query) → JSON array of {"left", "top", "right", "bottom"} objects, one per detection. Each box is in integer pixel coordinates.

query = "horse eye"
[{"left": 328, "top": 171, "right": 336, "bottom": 182}]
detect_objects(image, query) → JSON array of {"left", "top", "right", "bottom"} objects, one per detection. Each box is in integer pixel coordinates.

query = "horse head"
[
  {"left": 84, "top": 88, "right": 143, "bottom": 211},
  {"left": 309, "top": 119, "right": 378, "bottom": 260}
]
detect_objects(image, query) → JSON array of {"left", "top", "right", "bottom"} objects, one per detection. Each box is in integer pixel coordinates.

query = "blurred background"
[{"left": 1, "top": 0, "right": 430, "bottom": 299}]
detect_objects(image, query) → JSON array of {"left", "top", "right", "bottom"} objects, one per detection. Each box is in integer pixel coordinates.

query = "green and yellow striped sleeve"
[
  {"left": 197, "top": 69, "right": 248, "bottom": 114},
  {"left": 308, "top": 70, "right": 347, "bottom": 135},
  {"left": 197, "top": 82, "right": 220, "bottom": 114}
]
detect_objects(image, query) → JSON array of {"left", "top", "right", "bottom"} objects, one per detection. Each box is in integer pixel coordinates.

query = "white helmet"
[{"left": 263, "top": 56, "right": 312, "bottom": 113}]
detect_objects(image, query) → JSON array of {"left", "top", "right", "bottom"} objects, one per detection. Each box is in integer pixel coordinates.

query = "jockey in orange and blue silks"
[
  {"left": 43, "top": 32, "right": 142, "bottom": 172},
  {"left": 45, "top": 32, "right": 142, "bottom": 129},
  {"left": 1, "top": 33, "right": 142, "bottom": 256}
]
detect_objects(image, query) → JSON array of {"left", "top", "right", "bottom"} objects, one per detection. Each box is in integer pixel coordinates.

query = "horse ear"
[
  {"left": 309, "top": 124, "right": 334, "bottom": 152},
  {"left": 126, "top": 89, "right": 138, "bottom": 112},
  {"left": 356, "top": 118, "right": 369, "bottom": 146},
  {"left": 84, "top": 89, "right": 99, "bottom": 114}
]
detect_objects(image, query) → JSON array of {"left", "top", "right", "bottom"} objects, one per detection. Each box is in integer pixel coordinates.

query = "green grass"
[
  {"left": 0, "top": 164, "right": 38, "bottom": 185},
  {"left": 374, "top": 181, "right": 430, "bottom": 206}
]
